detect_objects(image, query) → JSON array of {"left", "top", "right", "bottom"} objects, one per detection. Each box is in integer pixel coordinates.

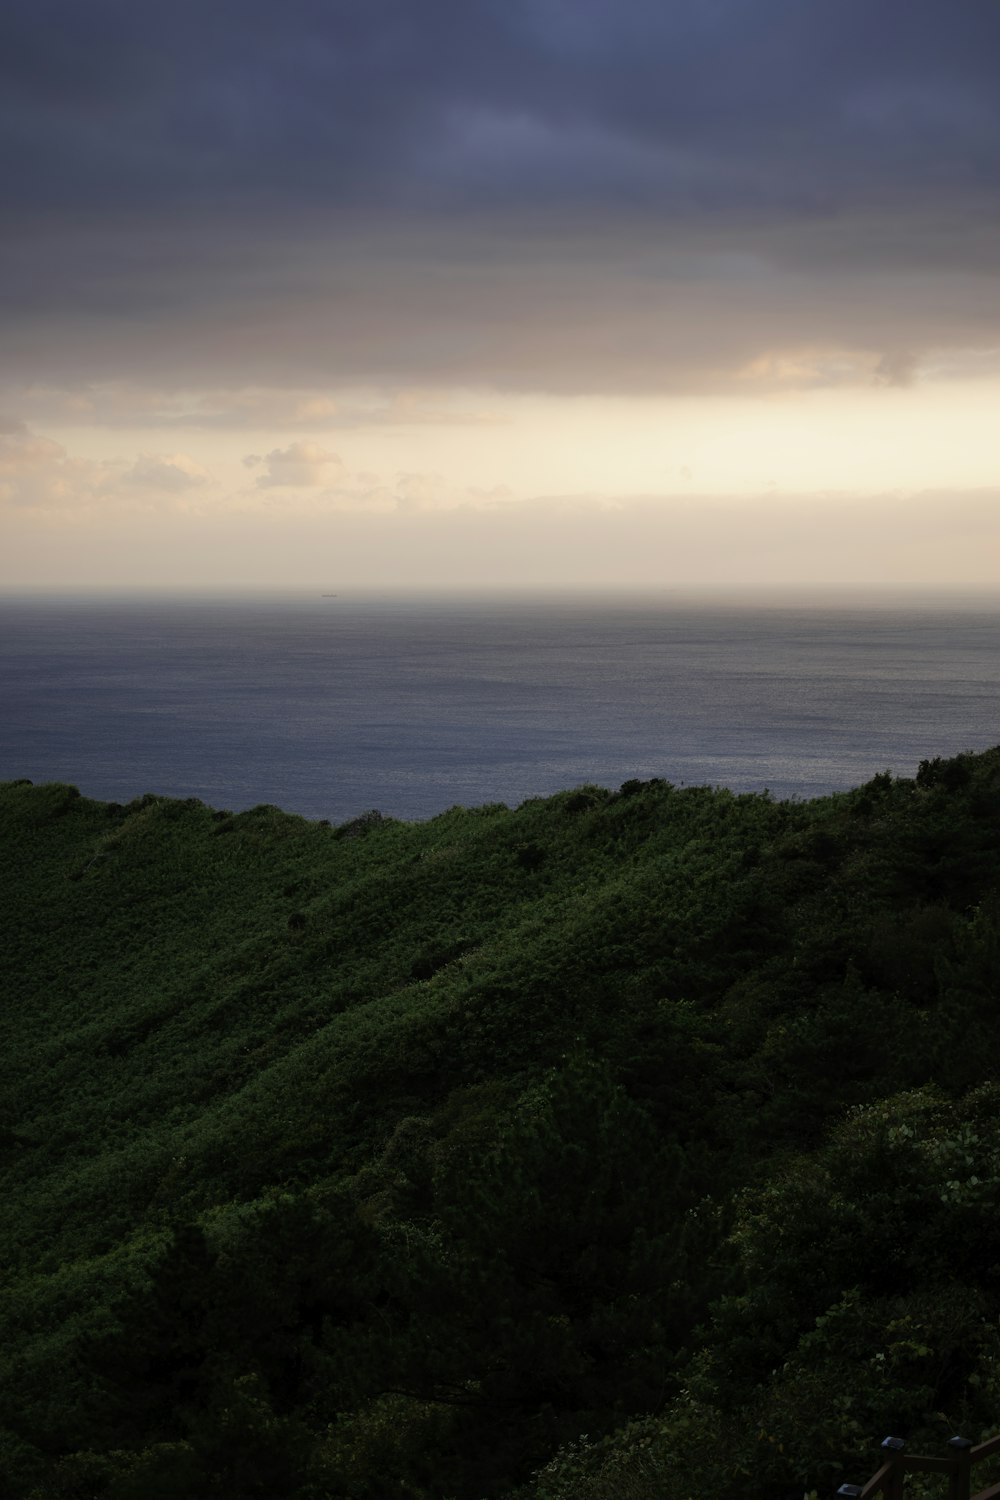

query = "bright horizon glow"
[
  {"left": 28, "top": 373, "right": 1000, "bottom": 498},
  {"left": 4, "top": 370, "right": 1000, "bottom": 592}
]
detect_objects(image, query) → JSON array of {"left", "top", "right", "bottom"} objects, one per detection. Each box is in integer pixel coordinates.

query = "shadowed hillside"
[{"left": 2, "top": 754, "right": 1000, "bottom": 1499}]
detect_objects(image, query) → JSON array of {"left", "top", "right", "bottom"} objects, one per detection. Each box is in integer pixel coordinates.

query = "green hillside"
[{"left": 2, "top": 755, "right": 1000, "bottom": 1499}]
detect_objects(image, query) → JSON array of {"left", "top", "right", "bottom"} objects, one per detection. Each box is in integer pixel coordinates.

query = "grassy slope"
[
  {"left": 2, "top": 756, "right": 1000, "bottom": 1497},
  {"left": 0, "top": 778, "right": 778, "bottom": 1258}
]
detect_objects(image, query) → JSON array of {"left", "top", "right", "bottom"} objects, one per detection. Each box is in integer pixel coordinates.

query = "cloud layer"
[
  {"left": 0, "top": 418, "right": 212, "bottom": 510},
  {"left": 2, "top": 0, "right": 1000, "bottom": 398}
]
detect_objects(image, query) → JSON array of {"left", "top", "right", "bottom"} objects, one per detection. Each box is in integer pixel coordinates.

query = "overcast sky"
[{"left": 3, "top": 0, "right": 1000, "bottom": 588}]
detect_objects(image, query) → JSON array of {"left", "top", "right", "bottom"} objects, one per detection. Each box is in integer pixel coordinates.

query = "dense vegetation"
[{"left": 2, "top": 751, "right": 1000, "bottom": 1499}]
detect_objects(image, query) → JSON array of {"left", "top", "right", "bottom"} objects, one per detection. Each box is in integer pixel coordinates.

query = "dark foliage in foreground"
[{"left": 2, "top": 751, "right": 1000, "bottom": 1498}]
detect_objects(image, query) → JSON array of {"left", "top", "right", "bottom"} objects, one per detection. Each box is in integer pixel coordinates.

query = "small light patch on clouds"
[
  {"left": 0, "top": 422, "right": 115, "bottom": 508},
  {"left": 737, "top": 348, "right": 872, "bottom": 390},
  {"left": 0, "top": 420, "right": 211, "bottom": 512},
  {"left": 249, "top": 440, "right": 345, "bottom": 489},
  {"left": 732, "top": 345, "right": 926, "bottom": 393}
]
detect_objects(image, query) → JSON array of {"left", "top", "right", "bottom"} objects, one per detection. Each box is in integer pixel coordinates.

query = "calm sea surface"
[{"left": 2, "top": 591, "right": 999, "bottom": 822}]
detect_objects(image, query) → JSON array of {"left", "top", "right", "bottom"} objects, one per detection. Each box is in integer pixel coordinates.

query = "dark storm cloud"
[
  {"left": 3, "top": 0, "right": 1000, "bottom": 395},
  {"left": 5, "top": 0, "right": 1000, "bottom": 218}
]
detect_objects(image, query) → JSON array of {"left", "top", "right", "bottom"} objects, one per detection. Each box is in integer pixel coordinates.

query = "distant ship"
[{"left": 320, "top": 593, "right": 338, "bottom": 597}]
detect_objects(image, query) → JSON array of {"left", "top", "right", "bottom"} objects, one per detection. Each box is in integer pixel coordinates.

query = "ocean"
[{"left": 2, "top": 590, "right": 999, "bottom": 823}]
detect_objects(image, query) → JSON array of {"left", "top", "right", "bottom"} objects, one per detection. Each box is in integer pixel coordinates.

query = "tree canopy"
[{"left": 2, "top": 752, "right": 1000, "bottom": 1497}]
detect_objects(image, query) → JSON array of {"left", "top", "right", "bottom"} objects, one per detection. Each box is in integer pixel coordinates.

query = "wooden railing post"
[
  {"left": 881, "top": 1437, "right": 906, "bottom": 1500},
  {"left": 948, "top": 1435, "right": 973, "bottom": 1500},
  {"left": 837, "top": 1430, "right": 999, "bottom": 1498}
]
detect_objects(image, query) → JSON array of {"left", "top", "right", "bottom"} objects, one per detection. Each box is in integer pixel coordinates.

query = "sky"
[{"left": 2, "top": 0, "right": 1000, "bottom": 591}]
